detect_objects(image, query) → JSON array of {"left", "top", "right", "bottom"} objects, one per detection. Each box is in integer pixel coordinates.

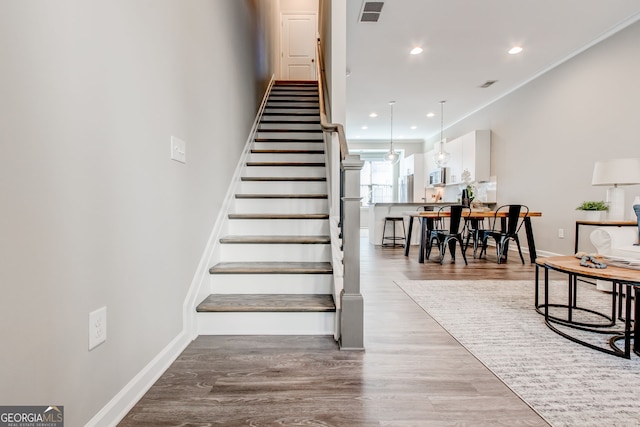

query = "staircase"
[{"left": 196, "top": 81, "right": 336, "bottom": 335}]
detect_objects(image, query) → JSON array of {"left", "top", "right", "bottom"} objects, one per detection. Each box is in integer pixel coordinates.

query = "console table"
[
  {"left": 536, "top": 255, "right": 640, "bottom": 358},
  {"left": 574, "top": 219, "right": 637, "bottom": 253}
]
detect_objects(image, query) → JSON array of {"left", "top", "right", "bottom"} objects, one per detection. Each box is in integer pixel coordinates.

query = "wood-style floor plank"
[{"left": 119, "top": 238, "right": 549, "bottom": 426}]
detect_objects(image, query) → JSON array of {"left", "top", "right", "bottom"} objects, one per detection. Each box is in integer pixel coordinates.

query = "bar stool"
[{"left": 382, "top": 217, "right": 406, "bottom": 248}]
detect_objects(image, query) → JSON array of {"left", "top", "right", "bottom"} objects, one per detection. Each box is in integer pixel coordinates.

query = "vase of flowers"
[{"left": 460, "top": 169, "right": 476, "bottom": 208}]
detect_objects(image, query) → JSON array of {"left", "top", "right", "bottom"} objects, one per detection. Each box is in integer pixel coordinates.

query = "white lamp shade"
[{"left": 592, "top": 158, "right": 640, "bottom": 186}]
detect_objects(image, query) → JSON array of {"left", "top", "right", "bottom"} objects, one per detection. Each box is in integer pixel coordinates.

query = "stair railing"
[{"left": 316, "top": 38, "right": 364, "bottom": 350}]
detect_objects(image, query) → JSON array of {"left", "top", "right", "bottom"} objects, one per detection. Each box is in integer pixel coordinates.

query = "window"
[{"left": 360, "top": 159, "right": 394, "bottom": 206}]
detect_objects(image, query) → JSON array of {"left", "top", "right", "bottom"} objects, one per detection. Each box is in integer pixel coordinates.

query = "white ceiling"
[{"left": 346, "top": 0, "right": 640, "bottom": 143}]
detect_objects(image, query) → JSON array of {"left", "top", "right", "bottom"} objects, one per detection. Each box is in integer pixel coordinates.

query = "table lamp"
[{"left": 591, "top": 158, "right": 640, "bottom": 220}]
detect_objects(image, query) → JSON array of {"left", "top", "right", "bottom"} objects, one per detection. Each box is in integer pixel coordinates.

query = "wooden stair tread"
[
  {"left": 220, "top": 235, "right": 330, "bottom": 244},
  {"left": 251, "top": 149, "right": 324, "bottom": 154},
  {"left": 273, "top": 81, "right": 317, "bottom": 86},
  {"left": 268, "top": 98, "right": 319, "bottom": 102},
  {"left": 272, "top": 85, "right": 317, "bottom": 88},
  {"left": 209, "top": 261, "right": 332, "bottom": 274},
  {"left": 235, "top": 194, "right": 327, "bottom": 199},
  {"left": 196, "top": 294, "right": 335, "bottom": 313},
  {"left": 270, "top": 89, "right": 317, "bottom": 92},
  {"left": 228, "top": 213, "right": 329, "bottom": 219},
  {"left": 257, "top": 128, "right": 322, "bottom": 133},
  {"left": 262, "top": 111, "right": 319, "bottom": 116},
  {"left": 241, "top": 176, "right": 326, "bottom": 182},
  {"left": 269, "top": 94, "right": 319, "bottom": 98},
  {"left": 247, "top": 162, "right": 325, "bottom": 167},
  {"left": 258, "top": 120, "right": 321, "bottom": 124},
  {"left": 264, "top": 105, "right": 319, "bottom": 109},
  {"left": 254, "top": 138, "right": 323, "bottom": 143}
]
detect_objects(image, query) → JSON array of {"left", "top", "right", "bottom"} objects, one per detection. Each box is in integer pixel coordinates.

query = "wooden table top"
[
  {"left": 575, "top": 220, "right": 637, "bottom": 226},
  {"left": 537, "top": 255, "right": 640, "bottom": 283},
  {"left": 417, "top": 210, "right": 542, "bottom": 219}
]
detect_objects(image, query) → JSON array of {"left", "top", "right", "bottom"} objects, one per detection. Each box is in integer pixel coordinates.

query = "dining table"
[{"left": 414, "top": 210, "right": 542, "bottom": 264}]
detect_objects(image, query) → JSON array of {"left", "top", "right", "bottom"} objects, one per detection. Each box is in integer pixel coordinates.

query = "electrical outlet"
[
  {"left": 170, "top": 136, "right": 186, "bottom": 163},
  {"left": 89, "top": 306, "right": 107, "bottom": 350},
  {"left": 558, "top": 228, "right": 565, "bottom": 239}
]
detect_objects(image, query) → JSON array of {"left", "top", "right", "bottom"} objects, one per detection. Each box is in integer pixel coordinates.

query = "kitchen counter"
[{"left": 367, "top": 202, "right": 456, "bottom": 246}]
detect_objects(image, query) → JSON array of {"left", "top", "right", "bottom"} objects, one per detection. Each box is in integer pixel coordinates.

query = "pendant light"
[
  {"left": 435, "top": 100, "right": 450, "bottom": 167},
  {"left": 384, "top": 101, "right": 400, "bottom": 164}
]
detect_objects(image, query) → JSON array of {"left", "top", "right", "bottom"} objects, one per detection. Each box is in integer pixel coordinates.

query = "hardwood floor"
[{"left": 119, "top": 237, "right": 549, "bottom": 426}]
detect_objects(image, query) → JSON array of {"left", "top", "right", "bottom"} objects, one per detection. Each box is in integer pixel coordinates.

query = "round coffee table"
[{"left": 536, "top": 255, "right": 640, "bottom": 358}]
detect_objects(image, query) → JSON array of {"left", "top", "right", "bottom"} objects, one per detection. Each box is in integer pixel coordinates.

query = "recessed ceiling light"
[
  {"left": 361, "top": 126, "right": 368, "bottom": 130},
  {"left": 369, "top": 112, "right": 378, "bottom": 118},
  {"left": 410, "top": 47, "right": 423, "bottom": 55},
  {"left": 426, "top": 112, "right": 435, "bottom": 118},
  {"left": 410, "top": 126, "right": 417, "bottom": 130},
  {"left": 508, "top": 46, "right": 523, "bottom": 55}
]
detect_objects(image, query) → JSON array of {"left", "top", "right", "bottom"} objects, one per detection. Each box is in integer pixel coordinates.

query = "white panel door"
[{"left": 281, "top": 13, "right": 317, "bottom": 80}]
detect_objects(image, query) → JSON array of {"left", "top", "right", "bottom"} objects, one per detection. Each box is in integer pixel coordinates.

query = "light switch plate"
[{"left": 171, "top": 136, "right": 186, "bottom": 163}]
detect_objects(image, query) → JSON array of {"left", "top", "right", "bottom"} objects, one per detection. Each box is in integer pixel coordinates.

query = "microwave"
[{"left": 429, "top": 168, "right": 447, "bottom": 186}]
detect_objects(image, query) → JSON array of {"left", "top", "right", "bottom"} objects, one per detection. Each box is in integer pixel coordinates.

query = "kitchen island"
[{"left": 367, "top": 202, "right": 455, "bottom": 246}]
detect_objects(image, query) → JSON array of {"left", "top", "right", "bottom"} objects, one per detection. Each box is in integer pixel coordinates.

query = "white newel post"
[{"left": 340, "top": 154, "right": 364, "bottom": 350}]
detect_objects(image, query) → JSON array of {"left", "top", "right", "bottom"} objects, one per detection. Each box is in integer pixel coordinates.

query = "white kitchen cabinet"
[
  {"left": 461, "top": 130, "right": 491, "bottom": 182},
  {"left": 424, "top": 149, "right": 436, "bottom": 176},
  {"left": 402, "top": 154, "right": 414, "bottom": 176},
  {"left": 445, "top": 137, "right": 463, "bottom": 185}
]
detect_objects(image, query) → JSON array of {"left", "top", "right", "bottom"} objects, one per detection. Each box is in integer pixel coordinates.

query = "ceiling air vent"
[
  {"left": 360, "top": 1, "right": 384, "bottom": 23},
  {"left": 480, "top": 80, "right": 498, "bottom": 88}
]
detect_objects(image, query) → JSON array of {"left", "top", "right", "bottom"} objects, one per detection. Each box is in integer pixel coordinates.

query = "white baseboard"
[
  {"left": 85, "top": 331, "right": 191, "bottom": 427},
  {"left": 533, "top": 249, "right": 562, "bottom": 258}
]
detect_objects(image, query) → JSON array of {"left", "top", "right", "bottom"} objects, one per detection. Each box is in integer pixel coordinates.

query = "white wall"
[
  {"left": 428, "top": 20, "right": 640, "bottom": 255},
  {"left": 253, "top": 0, "right": 280, "bottom": 90},
  {"left": 0, "top": 1, "right": 264, "bottom": 425}
]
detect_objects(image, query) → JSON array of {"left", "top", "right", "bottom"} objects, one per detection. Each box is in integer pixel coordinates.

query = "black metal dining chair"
[
  {"left": 478, "top": 204, "right": 530, "bottom": 264},
  {"left": 426, "top": 205, "right": 471, "bottom": 265},
  {"left": 464, "top": 216, "right": 487, "bottom": 258}
]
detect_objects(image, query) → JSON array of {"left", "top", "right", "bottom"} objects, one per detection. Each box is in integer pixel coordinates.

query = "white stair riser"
[
  {"left": 234, "top": 198, "right": 328, "bottom": 214},
  {"left": 244, "top": 166, "right": 326, "bottom": 178},
  {"left": 219, "top": 243, "right": 331, "bottom": 262},
  {"left": 239, "top": 180, "right": 327, "bottom": 194},
  {"left": 259, "top": 123, "right": 322, "bottom": 131},
  {"left": 228, "top": 219, "right": 329, "bottom": 235},
  {"left": 253, "top": 142, "right": 324, "bottom": 151},
  {"left": 249, "top": 153, "right": 325, "bottom": 163},
  {"left": 209, "top": 273, "right": 332, "bottom": 294},
  {"left": 255, "top": 132, "right": 321, "bottom": 140},
  {"left": 197, "top": 311, "right": 334, "bottom": 335}
]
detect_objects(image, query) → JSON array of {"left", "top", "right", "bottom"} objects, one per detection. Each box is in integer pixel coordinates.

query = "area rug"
[{"left": 395, "top": 279, "right": 640, "bottom": 427}]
